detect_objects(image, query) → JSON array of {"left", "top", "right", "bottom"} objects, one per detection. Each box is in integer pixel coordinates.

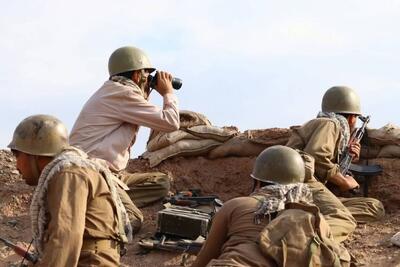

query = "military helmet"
[
  {"left": 108, "top": 46, "right": 155, "bottom": 76},
  {"left": 321, "top": 86, "right": 361, "bottom": 115},
  {"left": 251, "top": 145, "right": 305, "bottom": 185},
  {"left": 8, "top": 114, "right": 69, "bottom": 156}
]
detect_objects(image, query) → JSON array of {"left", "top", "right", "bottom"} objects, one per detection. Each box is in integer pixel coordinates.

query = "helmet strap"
[
  {"left": 28, "top": 155, "right": 41, "bottom": 180},
  {"left": 138, "top": 70, "right": 150, "bottom": 99},
  {"left": 251, "top": 179, "right": 257, "bottom": 193}
]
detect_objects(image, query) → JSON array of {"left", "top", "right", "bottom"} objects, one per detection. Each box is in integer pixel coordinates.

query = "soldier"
[
  {"left": 8, "top": 115, "right": 131, "bottom": 266},
  {"left": 69, "top": 46, "right": 180, "bottom": 229},
  {"left": 287, "top": 86, "right": 385, "bottom": 223},
  {"left": 191, "top": 145, "right": 354, "bottom": 267}
]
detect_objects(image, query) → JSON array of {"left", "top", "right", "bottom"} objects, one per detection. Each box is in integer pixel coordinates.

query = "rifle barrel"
[{"left": 0, "top": 237, "right": 38, "bottom": 263}]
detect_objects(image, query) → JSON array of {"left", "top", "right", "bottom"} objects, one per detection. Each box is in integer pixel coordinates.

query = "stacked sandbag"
[
  {"left": 362, "top": 124, "right": 400, "bottom": 159},
  {"left": 208, "top": 128, "right": 293, "bottom": 159},
  {"left": 141, "top": 110, "right": 238, "bottom": 167}
]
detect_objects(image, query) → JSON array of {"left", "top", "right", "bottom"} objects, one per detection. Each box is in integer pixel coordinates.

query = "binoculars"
[{"left": 148, "top": 72, "right": 182, "bottom": 90}]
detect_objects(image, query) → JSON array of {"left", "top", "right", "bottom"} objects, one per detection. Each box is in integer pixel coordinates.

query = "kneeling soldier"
[{"left": 287, "top": 86, "right": 385, "bottom": 224}]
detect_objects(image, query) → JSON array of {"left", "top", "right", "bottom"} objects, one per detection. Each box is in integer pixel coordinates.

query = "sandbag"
[
  {"left": 186, "top": 125, "right": 238, "bottom": 142},
  {"left": 377, "top": 145, "right": 400, "bottom": 158},
  {"left": 146, "top": 130, "right": 200, "bottom": 152},
  {"left": 142, "top": 139, "right": 222, "bottom": 167},
  {"left": 148, "top": 110, "right": 212, "bottom": 143},
  {"left": 179, "top": 110, "right": 211, "bottom": 128},
  {"left": 367, "top": 124, "right": 400, "bottom": 146},
  {"left": 245, "top": 128, "right": 292, "bottom": 146},
  {"left": 207, "top": 135, "right": 268, "bottom": 159}
]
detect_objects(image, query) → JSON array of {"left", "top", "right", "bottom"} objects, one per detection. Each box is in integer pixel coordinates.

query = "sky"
[{"left": 1, "top": 0, "right": 399, "bottom": 157}]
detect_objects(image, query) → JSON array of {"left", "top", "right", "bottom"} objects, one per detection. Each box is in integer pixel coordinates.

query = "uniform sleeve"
[
  {"left": 303, "top": 121, "right": 341, "bottom": 183},
  {"left": 36, "top": 171, "right": 88, "bottom": 267},
  {"left": 191, "top": 200, "right": 237, "bottom": 267},
  {"left": 117, "top": 90, "right": 180, "bottom": 132}
]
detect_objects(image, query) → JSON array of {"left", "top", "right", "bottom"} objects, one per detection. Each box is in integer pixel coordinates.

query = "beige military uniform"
[
  {"left": 70, "top": 78, "right": 179, "bottom": 216},
  {"left": 35, "top": 165, "right": 121, "bottom": 267},
  {"left": 287, "top": 118, "right": 385, "bottom": 224},
  {"left": 191, "top": 197, "right": 276, "bottom": 267}
]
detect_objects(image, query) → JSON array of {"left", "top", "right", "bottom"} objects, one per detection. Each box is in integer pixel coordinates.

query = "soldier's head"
[
  {"left": 108, "top": 46, "right": 155, "bottom": 97},
  {"left": 322, "top": 86, "right": 361, "bottom": 130},
  {"left": 8, "top": 115, "right": 69, "bottom": 185},
  {"left": 250, "top": 145, "right": 305, "bottom": 190}
]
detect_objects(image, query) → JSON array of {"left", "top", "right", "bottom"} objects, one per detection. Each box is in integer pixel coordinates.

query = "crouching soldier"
[
  {"left": 286, "top": 86, "right": 385, "bottom": 223},
  {"left": 8, "top": 115, "right": 132, "bottom": 266},
  {"left": 192, "top": 146, "right": 340, "bottom": 266}
]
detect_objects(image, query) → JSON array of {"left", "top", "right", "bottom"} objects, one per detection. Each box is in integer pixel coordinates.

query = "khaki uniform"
[
  {"left": 287, "top": 118, "right": 385, "bottom": 223},
  {"left": 192, "top": 182, "right": 357, "bottom": 267},
  {"left": 115, "top": 172, "right": 171, "bottom": 234},
  {"left": 70, "top": 79, "right": 179, "bottom": 208},
  {"left": 119, "top": 172, "right": 170, "bottom": 208},
  {"left": 191, "top": 197, "right": 276, "bottom": 267},
  {"left": 36, "top": 165, "right": 120, "bottom": 267},
  {"left": 307, "top": 178, "right": 356, "bottom": 243}
]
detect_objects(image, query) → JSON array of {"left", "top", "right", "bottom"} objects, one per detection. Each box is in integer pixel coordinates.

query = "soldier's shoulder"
[
  {"left": 223, "top": 196, "right": 259, "bottom": 210},
  {"left": 303, "top": 117, "right": 338, "bottom": 128},
  {"left": 57, "top": 164, "right": 100, "bottom": 181}
]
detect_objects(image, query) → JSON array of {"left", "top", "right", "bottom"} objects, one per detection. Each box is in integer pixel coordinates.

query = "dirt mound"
[{"left": 1, "top": 125, "right": 400, "bottom": 266}]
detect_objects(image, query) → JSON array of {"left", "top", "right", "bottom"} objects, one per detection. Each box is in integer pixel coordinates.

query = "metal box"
[{"left": 156, "top": 205, "right": 211, "bottom": 239}]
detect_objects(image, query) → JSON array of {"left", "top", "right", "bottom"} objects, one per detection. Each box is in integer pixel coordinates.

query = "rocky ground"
[{"left": 1, "top": 149, "right": 400, "bottom": 267}]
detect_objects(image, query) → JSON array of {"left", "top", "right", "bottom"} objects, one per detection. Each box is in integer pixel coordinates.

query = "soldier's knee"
[
  {"left": 154, "top": 173, "right": 171, "bottom": 189},
  {"left": 130, "top": 217, "right": 143, "bottom": 234},
  {"left": 366, "top": 198, "right": 385, "bottom": 220}
]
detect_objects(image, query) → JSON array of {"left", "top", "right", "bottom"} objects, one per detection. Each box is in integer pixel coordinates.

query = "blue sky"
[{"left": 1, "top": 0, "right": 399, "bottom": 156}]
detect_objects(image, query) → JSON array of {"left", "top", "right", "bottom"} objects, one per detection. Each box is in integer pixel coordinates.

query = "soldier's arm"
[
  {"left": 118, "top": 87, "right": 180, "bottom": 132},
  {"left": 36, "top": 170, "right": 88, "bottom": 267},
  {"left": 303, "top": 120, "right": 341, "bottom": 183},
  {"left": 191, "top": 202, "right": 231, "bottom": 267}
]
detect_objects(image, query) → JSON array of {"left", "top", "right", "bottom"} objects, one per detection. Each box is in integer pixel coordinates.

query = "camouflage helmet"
[
  {"left": 108, "top": 46, "right": 155, "bottom": 76},
  {"left": 251, "top": 145, "right": 305, "bottom": 185},
  {"left": 8, "top": 114, "right": 69, "bottom": 156},
  {"left": 321, "top": 86, "right": 361, "bottom": 115}
]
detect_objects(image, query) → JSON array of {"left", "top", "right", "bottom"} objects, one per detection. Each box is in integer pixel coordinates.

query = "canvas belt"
[{"left": 81, "top": 239, "right": 119, "bottom": 252}]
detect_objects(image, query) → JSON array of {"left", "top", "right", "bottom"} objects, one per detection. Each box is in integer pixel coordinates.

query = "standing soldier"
[
  {"left": 287, "top": 86, "right": 385, "bottom": 223},
  {"left": 69, "top": 46, "right": 180, "bottom": 230},
  {"left": 8, "top": 115, "right": 130, "bottom": 266}
]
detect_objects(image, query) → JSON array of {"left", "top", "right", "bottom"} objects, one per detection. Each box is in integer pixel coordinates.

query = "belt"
[{"left": 81, "top": 239, "right": 119, "bottom": 252}]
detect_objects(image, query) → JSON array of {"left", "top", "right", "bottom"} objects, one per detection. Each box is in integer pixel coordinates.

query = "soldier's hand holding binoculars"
[{"left": 153, "top": 71, "right": 174, "bottom": 96}]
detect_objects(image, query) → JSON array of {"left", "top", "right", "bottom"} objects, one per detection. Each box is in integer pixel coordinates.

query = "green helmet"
[
  {"left": 108, "top": 46, "right": 155, "bottom": 76},
  {"left": 321, "top": 86, "right": 361, "bottom": 115},
  {"left": 8, "top": 114, "right": 69, "bottom": 156},
  {"left": 251, "top": 145, "right": 305, "bottom": 185}
]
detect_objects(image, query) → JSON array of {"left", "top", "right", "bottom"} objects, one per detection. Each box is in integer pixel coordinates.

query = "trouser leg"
[
  {"left": 307, "top": 179, "right": 357, "bottom": 243},
  {"left": 119, "top": 172, "right": 171, "bottom": 208},
  {"left": 339, "top": 197, "right": 385, "bottom": 223}
]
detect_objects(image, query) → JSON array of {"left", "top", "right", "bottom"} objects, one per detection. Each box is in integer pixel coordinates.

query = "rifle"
[
  {"left": 339, "top": 115, "right": 370, "bottom": 175},
  {"left": 0, "top": 236, "right": 38, "bottom": 263},
  {"left": 339, "top": 115, "right": 370, "bottom": 193},
  {"left": 164, "top": 190, "right": 223, "bottom": 209},
  {"left": 139, "top": 235, "right": 204, "bottom": 254},
  {"left": 164, "top": 195, "right": 223, "bottom": 208}
]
